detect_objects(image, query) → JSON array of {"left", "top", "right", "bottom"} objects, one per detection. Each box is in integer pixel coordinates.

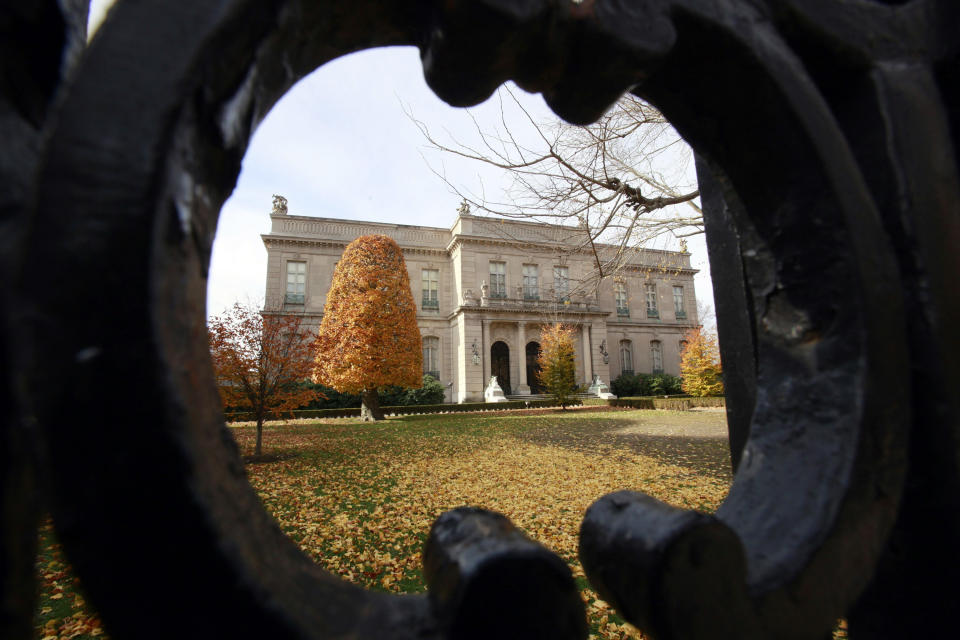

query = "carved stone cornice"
[{"left": 263, "top": 234, "right": 449, "bottom": 257}]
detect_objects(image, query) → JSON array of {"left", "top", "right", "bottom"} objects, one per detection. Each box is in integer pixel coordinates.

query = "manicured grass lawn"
[
  {"left": 237, "top": 408, "right": 733, "bottom": 639},
  {"left": 33, "top": 407, "right": 761, "bottom": 639}
]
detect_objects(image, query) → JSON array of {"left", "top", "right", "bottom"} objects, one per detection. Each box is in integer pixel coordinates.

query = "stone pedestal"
[{"left": 588, "top": 375, "right": 616, "bottom": 399}]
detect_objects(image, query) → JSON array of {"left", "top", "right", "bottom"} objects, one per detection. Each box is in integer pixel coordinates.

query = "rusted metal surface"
[{"left": 1, "top": 1, "right": 957, "bottom": 638}]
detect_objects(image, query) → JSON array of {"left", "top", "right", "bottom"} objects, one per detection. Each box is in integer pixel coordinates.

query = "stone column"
[
  {"left": 517, "top": 321, "right": 530, "bottom": 394},
  {"left": 582, "top": 323, "right": 593, "bottom": 385},
  {"left": 482, "top": 319, "right": 491, "bottom": 386}
]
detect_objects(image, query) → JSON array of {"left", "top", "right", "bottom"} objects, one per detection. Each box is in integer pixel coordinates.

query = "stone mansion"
[{"left": 263, "top": 206, "right": 700, "bottom": 403}]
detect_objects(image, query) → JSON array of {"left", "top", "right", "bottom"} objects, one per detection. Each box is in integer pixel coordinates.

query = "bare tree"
[
  {"left": 410, "top": 87, "right": 701, "bottom": 293},
  {"left": 696, "top": 299, "right": 716, "bottom": 327}
]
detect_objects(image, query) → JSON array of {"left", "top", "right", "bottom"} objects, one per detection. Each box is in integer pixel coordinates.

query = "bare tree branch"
[{"left": 407, "top": 88, "right": 702, "bottom": 296}]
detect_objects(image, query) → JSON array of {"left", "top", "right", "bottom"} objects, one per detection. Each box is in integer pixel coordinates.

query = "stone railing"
[{"left": 478, "top": 294, "right": 599, "bottom": 313}]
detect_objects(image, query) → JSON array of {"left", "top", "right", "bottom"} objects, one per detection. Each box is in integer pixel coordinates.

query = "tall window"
[
  {"left": 673, "top": 285, "right": 686, "bottom": 319},
  {"left": 523, "top": 264, "right": 539, "bottom": 299},
  {"left": 650, "top": 340, "right": 663, "bottom": 374},
  {"left": 620, "top": 340, "right": 633, "bottom": 375},
  {"left": 422, "top": 269, "right": 439, "bottom": 309},
  {"left": 615, "top": 282, "right": 629, "bottom": 316},
  {"left": 285, "top": 261, "right": 306, "bottom": 304},
  {"left": 489, "top": 261, "right": 506, "bottom": 298},
  {"left": 645, "top": 283, "right": 659, "bottom": 318},
  {"left": 423, "top": 336, "right": 440, "bottom": 380},
  {"left": 554, "top": 266, "right": 569, "bottom": 300}
]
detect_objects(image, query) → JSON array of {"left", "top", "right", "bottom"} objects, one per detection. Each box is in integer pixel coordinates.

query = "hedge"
[
  {"left": 225, "top": 395, "right": 724, "bottom": 421},
  {"left": 581, "top": 398, "right": 609, "bottom": 406},
  {"left": 225, "top": 397, "right": 582, "bottom": 423},
  {"left": 608, "top": 395, "right": 726, "bottom": 411},
  {"left": 685, "top": 396, "right": 726, "bottom": 408}
]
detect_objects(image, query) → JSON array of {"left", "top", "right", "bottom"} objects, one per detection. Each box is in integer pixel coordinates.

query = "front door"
[
  {"left": 526, "top": 341, "right": 543, "bottom": 394},
  {"left": 491, "top": 341, "right": 511, "bottom": 395}
]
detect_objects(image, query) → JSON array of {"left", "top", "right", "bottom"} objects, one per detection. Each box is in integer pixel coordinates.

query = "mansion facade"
[{"left": 262, "top": 207, "right": 700, "bottom": 403}]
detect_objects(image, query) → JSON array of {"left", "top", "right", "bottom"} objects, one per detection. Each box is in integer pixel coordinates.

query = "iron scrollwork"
[{"left": 2, "top": 1, "right": 958, "bottom": 639}]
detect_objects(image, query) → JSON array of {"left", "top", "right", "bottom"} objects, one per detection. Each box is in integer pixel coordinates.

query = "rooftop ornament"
[{"left": 271, "top": 194, "right": 288, "bottom": 215}]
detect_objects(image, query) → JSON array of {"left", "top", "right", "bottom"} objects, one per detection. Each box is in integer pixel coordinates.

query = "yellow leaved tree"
[
  {"left": 537, "top": 323, "right": 579, "bottom": 409},
  {"left": 679, "top": 327, "right": 724, "bottom": 397},
  {"left": 313, "top": 235, "right": 422, "bottom": 420}
]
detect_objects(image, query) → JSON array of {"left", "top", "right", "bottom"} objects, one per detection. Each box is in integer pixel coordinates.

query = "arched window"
[
  {"left": 620, "top": 340, "right": 633, "bottom": 376},
  {"left": 650, "top": 340, "right": 663, "bottom": 374},
  {"left": 423, "top": 336, "right": 440, "bottom": 380}
]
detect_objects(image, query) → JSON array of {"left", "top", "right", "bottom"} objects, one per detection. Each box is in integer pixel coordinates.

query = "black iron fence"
[{"left": 2, "top": 1, "right": 958, "bottom": 639}]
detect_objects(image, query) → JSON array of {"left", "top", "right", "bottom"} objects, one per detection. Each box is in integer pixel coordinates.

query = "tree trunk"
[
  {"left": 360, "top": 389, "right": 385, "bottom": 421},
  {"left": 255, "top": 416, "right": 264, "bottom": 455}
]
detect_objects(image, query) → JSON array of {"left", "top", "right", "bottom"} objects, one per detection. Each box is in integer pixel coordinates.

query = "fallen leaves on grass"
[
  {"left": 35, "top": 410, "right": 854, "bottom": 640},
  {"left": 234, "top": 411, "right": 731, "bottom": 638},
  {"left": 34, "top": 523, "right": 104, "bottom": 639}
]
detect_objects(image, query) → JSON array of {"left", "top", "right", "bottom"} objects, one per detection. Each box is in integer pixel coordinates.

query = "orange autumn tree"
[
  {"left": 680, "top": 327, "right": 725, "bottom": 397},
  {"left": 537, "top": 323, "right": 579, "bottom": 409},
  {"left": 313, "top": 235, "right": 422, "bottom": 421},
  {"left": 208, "top": 301, "right": 322, "bottom": 455}
]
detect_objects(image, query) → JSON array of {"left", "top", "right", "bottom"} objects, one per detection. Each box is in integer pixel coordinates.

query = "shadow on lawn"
[
  {"left": 518, "top": 415, "right": 734, "bottom": 482},
  {"left": 243, "top": 451, "right": 300, "bottom": 465}
]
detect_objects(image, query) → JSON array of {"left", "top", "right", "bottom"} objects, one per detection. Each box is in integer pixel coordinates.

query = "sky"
[{"left": 88, "top": 2, "right": 715, "bottom": 323}]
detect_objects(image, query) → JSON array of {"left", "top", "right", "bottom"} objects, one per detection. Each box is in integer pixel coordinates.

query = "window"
[
  {"left": 679, "top": 339, "right": 689, "bottom": 355},
  {"left": 422, "top": 269, "right": 439, "bottom": 309},
  {"left": 650, "top": 340, "right": 663, "bottom": 374},
  {"left": 285, "top": 261, "right": 306, "bottom": 304},
  {"left": 615, "top": 282, "right": 629, "bottom": 316},
  {"left": 489, "top": 262, "right": 506, "bottom": 298},
  {"left": 620, "top": 340, "right": 633, "bottom": 376},
  {"left": 645, "top": 283, "right": 659, "bottom": 318},
  {"left": 673, "top": 285, "right": 686, "bottom": 319},
  {"left": 554, "top": 266, "right": 569, "bottom": 300},
  {"left": 522, "top": 264, "right": 539, "bottom": 299},
  {"left": 423, "top": 336, "right": 440, "bottom": 380}
]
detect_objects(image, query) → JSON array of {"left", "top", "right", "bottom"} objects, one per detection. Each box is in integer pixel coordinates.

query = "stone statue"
[
  {"left": 272, "top": 194, "right": 288, "bottom": 215},
  {"left": 484, "top": 375, "right": 507, "bottom": 402}
]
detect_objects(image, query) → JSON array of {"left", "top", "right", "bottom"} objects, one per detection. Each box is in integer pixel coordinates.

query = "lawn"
[{"left": 34, "top": 407, "right": 741, "bottom": 639}]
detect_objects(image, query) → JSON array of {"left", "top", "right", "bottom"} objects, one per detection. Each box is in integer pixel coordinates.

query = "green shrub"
[
  {"left": 610, "top": 372, "right": 681, "bottom": 396},
  {"left": 611, "top": 373, "right": 645, "bottom": 397},
  {"left": 645, "top": 373, "right": 683, "bottom": 396},
  {"left": 379, "top": 375, "right": 446, "bottom": 406},
  {"left": 293, "top": 374, "right": 445, "bottom": 409}
]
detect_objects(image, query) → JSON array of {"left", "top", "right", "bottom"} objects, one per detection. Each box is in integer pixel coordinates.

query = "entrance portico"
[{"left": 472, "top": 306, "right": 610, "bottom": 401}]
